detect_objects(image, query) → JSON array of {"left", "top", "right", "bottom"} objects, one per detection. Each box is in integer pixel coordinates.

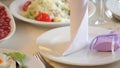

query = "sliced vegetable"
[
  {"left": 36, "top": 12, "right": 53, "bottom": 22},
  {"left": 22, "top": 1, "right": 31, "bottom": 11},
  {"left": 0, "top": 5, "right": 11, "bottom": 40}
]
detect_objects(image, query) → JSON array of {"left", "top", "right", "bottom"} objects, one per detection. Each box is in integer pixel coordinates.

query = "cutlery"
[
  {"left": 34, "top": 52, "right": 54, "bottom": 68},
  {"left": 11, "top": 57, "right": 22, "bottom": 68}
]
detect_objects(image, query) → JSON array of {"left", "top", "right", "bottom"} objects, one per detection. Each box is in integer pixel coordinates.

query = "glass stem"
[{"left": 99, "top": 0, "right": 104, "bottom": 21}]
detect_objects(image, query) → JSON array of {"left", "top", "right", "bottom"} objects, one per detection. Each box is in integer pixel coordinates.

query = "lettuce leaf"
[{"left": 4, "top": 52, "right": 27, "bottom": 68}]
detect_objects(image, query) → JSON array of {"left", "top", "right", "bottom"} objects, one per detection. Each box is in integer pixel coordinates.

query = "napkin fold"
[{"left": 63, "top": 0, "right": 88, "bottom": 56}]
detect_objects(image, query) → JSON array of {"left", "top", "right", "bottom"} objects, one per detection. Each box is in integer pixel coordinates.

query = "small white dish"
[
  {"left": 106, "top": 0, "right": 120, "bottom": 20},
  {"left": 9, "top": 0, "right": 70, "bottom": 27},
  {"left": 88, "top": 1, "right": 96, "bottom": 18},
  {"left": 36, "top": 26, "right": 120, "bottom": 66},
  {"left": 0, "top": 2, "right": 16, "bottom": 42},
  {"left": 0, "top": 48, "right": 45, "bottom": 68}
]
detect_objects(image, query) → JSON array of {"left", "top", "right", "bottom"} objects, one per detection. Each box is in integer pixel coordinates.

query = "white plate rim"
[
  {"left": 36, "top": 26, "right": 120, "bottom": 66},
  {"left": 40, "top": 49, "right": 120, "bottom": 66}
]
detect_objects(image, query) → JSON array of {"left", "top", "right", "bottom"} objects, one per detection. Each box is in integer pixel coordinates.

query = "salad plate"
[
  {"left": 9, "top": 0, "right": 70, "bottom": 27},
  {"left": 10, "top": 0, "right": 95, "bottom": 27},
  {"left": 36, "top": 26, "right": 120, "bottom": 66},
  {"left": 0, "top": 48, "right": 45, "bottom": 68}
]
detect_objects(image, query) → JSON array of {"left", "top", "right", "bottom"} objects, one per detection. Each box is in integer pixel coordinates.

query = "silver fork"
[{"left": 34, "top": 52, "right": 54, "bottom": 68}]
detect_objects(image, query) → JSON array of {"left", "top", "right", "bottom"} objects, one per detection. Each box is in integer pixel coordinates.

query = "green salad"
[
  {"left": 20, "top": 0, "right": 70, "bottom": 22},
  {"left": 4, "top": 52, "right": 27, "bottom": 68}
]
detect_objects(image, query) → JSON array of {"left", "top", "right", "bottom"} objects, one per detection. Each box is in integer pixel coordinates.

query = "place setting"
[
  {"left": 1, "top": 0, "right": 120, "bottom": 68},
  {"left": 36, "top": 0, "right": 120, "bottom": 67}
]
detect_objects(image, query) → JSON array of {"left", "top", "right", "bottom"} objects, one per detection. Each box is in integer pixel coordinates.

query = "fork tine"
[
  {"left": 34, "top": 52, "right": 54, "bottom": 68},
  {"left": 34, "top": 54, "right": 43, "bottom": 64},
  {"left": 35, "top": 52, "right": 46, "bottom": 64},
  {"left": 37, "top": 52, "right": 49, "bottom": 64}
]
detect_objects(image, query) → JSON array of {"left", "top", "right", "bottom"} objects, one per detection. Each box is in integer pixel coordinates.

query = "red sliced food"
[
  {"left": 0, "top": 6, "right": 5, "bottom": 10},
  {"left": 0, "top": 5, "right": 11, "bottom": 40},
  {"left": 22, "top": 1, "right": 31, "bottom": 11},
  {"left": 36, "top": 12, "right": 53, "bottom": 22}
]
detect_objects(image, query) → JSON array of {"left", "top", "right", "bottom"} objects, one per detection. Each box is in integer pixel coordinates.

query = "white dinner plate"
[
  {"left": 9, "top": 0, "right": 70, "bottom": 27},
  {"left": 36, "top": 26, "right": 120, "bottom": 66},
  {"left": 0, "top": 48, "right": 45, "bottom": 68},
  {"left": 88, "top": 1, "right": 96, "bottom": 18}
]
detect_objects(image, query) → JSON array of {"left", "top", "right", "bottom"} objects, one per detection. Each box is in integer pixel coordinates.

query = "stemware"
[{"left": 94, "top": 0, "right": 108, "bottom": 25}]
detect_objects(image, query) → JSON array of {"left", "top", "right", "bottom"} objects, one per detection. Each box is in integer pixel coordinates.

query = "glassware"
[{"left": 94, "top": 0, "right": 108, "bottom": 25}]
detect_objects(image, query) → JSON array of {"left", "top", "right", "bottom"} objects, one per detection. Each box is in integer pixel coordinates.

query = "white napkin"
[
  {"left": 63, "top": 0, "right": 88, "bottom": 56},
  {"left": 37, "top": 0, "right": 88, "bottom": 56}
]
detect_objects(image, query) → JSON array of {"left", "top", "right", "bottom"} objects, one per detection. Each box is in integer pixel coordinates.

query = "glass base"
[
  {"left": 94, "top": 19, "right": 108, "bottom": 25},
  {"left": 89, "top": 19, "right": 108, "bottom": 27}
]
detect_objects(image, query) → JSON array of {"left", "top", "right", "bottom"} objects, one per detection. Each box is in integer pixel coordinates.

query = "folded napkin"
[
  {"left": 63, "top": 0, "right": 88, "bottom": 56},
  {"left": 37, "top": 0, "right": 88, "bottom": 56}
]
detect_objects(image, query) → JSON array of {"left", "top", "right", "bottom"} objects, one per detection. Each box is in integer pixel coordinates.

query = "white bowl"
[
  {"left": 0, "top": 2, "right": 16, "bottom": 42},
  {"left": 9, "top": 0, "right": 70, "bottom": 27}
]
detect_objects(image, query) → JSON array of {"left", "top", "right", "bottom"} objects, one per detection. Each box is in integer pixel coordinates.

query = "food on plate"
[
  {"left": 0, "top": 5, "right": 11, "bottom": 40},
  {"left": 20, "top": 0, "right": 70, "bottom": 22},
  {"left": 0, "top": 53, "right": 16, "bottom": 68},
  {"left": 4, "top": 52, "right": 27, "bottom": 68}
]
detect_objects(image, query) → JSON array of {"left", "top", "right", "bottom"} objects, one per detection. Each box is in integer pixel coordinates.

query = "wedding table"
[{"left": 1, "top": 0, "right": 120, "bottom": 68}]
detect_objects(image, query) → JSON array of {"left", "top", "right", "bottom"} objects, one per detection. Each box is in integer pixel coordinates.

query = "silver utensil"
[
  {"left": 16, "top": 60, "right": 22, "bottom": 68},
  {"left": 11, "top": 57, "right": 22, "bottom": 68},
  {"left": 34, "top": 52, "right": 54, "bottom": 68}
]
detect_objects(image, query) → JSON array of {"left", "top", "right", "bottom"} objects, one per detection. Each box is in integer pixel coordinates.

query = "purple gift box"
[{"left": 90, "top": 32, "right": 120, "bottom": 52}]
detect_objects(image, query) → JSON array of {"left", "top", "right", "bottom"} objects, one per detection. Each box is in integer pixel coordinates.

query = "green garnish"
[
  {"left": 4, "top": 52, "right": 26, "bottom": 62},
  {"left": 4, "top": 52, "right": 27, "bottom": 68},
  {"left": 22, "top": 65, "right": 27, "bottom": 68}
]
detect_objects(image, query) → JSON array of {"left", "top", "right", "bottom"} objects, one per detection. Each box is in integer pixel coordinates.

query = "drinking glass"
[{"left": 94, "top": 0, "right": 108, "bottom": 25}]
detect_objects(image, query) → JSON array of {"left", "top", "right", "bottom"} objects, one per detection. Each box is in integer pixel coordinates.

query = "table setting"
[{"left": 1, "top": 0, "right": 120, "bottom": 68}]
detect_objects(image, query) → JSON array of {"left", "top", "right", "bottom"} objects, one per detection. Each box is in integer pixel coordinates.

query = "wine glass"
[
  {"left": 94, "top": 0, "right": 108, "bottom": 25},
  {"left": 90, "top": 0, "right": 107, "bottom": 26}
]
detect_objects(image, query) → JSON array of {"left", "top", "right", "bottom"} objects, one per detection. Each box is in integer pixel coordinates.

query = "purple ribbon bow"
[{"left": 90, "top": 31, "right": 120, "bottom": 52}]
